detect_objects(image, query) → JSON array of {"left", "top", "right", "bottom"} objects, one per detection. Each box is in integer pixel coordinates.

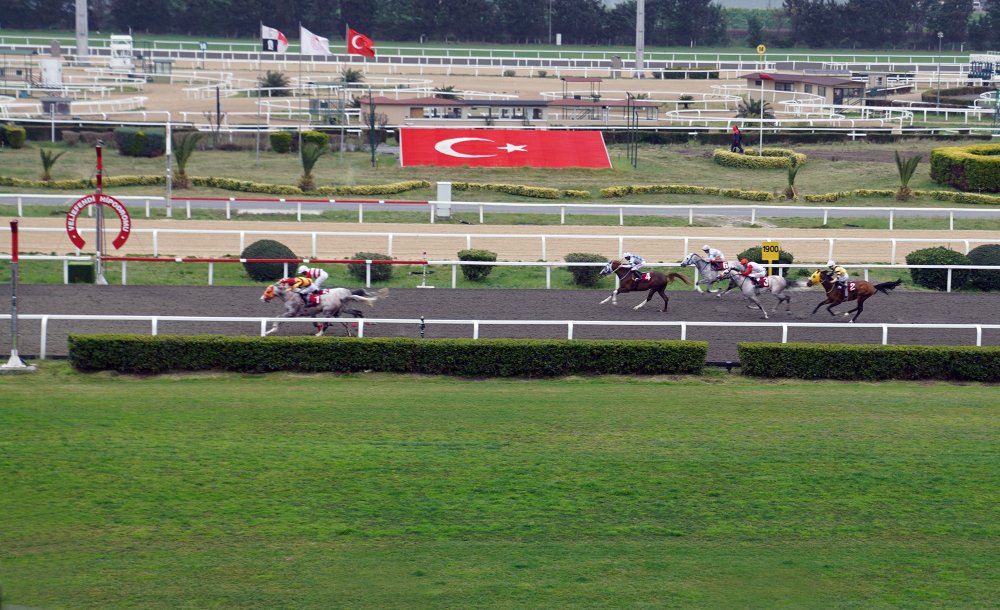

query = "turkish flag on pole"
[
  {"left": 347, "top": 27, "right": 375, "bottom": 57},
  {"left": 399, "top": 128, "right": 611, "bottom": 168}
]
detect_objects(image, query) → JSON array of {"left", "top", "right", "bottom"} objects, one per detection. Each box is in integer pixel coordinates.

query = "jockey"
[
  {"left": 739, "top": 258, "right": 766, "bottom": 287},
  {"left": 622, "top": 252, "right": 646, "bottom": 281},
  {"left": 702, "top": 244, "right": 725, "bottom": 270},
  {"left": 828, "top": 260, "right": 849, "bottom": 297},
  {"left": 280, "top": 275, "right": 314, "bottom": 300},
  {"left": 297, "top": 264, "right": 329, "bottom": 290}
]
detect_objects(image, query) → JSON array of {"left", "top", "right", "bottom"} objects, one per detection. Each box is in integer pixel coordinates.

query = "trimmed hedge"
[
  {"left": 68, "top": 335, "right": 709, "bottom": 377},
  {"left": 905, "top": 246, "right": 970, "bottom": 291},
  {"left": 269, "top": 131, "right": 293, "bottom": 153},
  {"left": 601, "top": 183, "right": 775, "bottom": 201},
  {"left": 565, "top": 252, "right": 607, "bottom": 286},
  {"left": 240, "top": 239, "right": 298, "bottom": 281},
  {"left": 2, "top": 123, "right": 27, "bottom": 148},
  {"left": 738, "top": 342, "right": 1000, "bottom": 382},
  {"left": 301, "top": 130, "right": 330, "bottom": 148},
  {"left": 348, "top": 252, "right": 393, "bottom": 282},
  {"left": 967, "top": 243, "right": 1000, "bottom": 292},
  {"left": 113, "top": 127, "right": 166, "bottom": 157},
  {"left": 457, "top": 248, "right": 497, "bottom": 281},
  {"left": 930, "top": 144, "right": 1000, "bottom": 192},
  {"left": 736, "top": 246, "right": 794, "bottom": 268},
  {"left": 713, "top": 148, "right": 807, "bottom": 169}
]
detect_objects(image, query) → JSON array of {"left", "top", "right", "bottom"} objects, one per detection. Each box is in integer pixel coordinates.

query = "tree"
[
  {"left": 38, "top": 148, "right": 66, "bottom": 182},
  {"left": 259, "top": 71, "right": 291, "bottom": 97},
  {"left": 745, "top": 13, "right": 765, "bottom": 48},
  {"left": 737, "top": 95, "right": 775, "bottom": 119},
  {"left": 172, "top": 132, "right": 203, "bottom": 189},
  {"left": 894, "top": 151, "right": 921, "bottom": 200},
  {"left": 298, "top": 142, "right": 327, "bottom": 192}
]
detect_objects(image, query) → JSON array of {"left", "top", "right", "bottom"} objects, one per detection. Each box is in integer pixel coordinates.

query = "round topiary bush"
[
  {"left": 967, "top": 243, "right": 1000, "bottom": 292},
  {"left": 348, "top": 252, "right": 394, "bottom": 283},
  {"left": 565, "top": 252, "right": 607, "bottom": 286},
  {"left": 240, "top": 239, "right": 298, "bottom": 281},
  {"left": 713, "top": 148, "right": 807, "bottom": 169},
  {"left": 930, "top": 144, "right": 1000, "bottom": 192},
  {"left": 736, "top": 246, "right": 794, "bottom": 273},
  {"left": 269, "top": 131, "right": 293, "bottom": 154},
  {"left": 301, "top": 130, "right": 330, "bottom": 148},
  {"left": 905, "top": 246, "right": 971, "bottom": 291},
  {"left": 457, "top": 249, "right": 497, "bottom": 281}
]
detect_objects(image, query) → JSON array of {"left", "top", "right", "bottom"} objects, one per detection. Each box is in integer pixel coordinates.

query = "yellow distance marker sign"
[
  {"left": 761, "top": 241, "right": 780, "bottom": 275},
  {"left": 756, "top": 44, "right": 766, "bottom": 55}
]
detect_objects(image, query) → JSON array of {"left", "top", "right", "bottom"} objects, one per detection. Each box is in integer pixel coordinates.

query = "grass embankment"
[{"left": 1, "top": 365, "right": 997, "bottom": 609}]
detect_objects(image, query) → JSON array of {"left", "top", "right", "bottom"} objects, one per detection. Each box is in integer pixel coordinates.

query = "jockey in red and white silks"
[
  {"left": 739, "top": 258, "right": 767, "bottom": 286},
  {"left": 295, "top": 265, "right": 328, "bottom": 297}
]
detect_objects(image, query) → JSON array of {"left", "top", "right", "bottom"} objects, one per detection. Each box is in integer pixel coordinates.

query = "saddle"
[
  {"left": 753, "top": 276, "right": 769, "bottom": 289},
  {"left": 302, "top": 289, "right": 329, "bottom": 306},
  {"left": 711, "top": 261, "right": 728, "bottom": 271}
]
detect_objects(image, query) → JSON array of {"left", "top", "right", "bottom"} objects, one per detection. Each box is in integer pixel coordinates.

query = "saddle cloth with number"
[{"left": 757, "top": 276, "right": 770, "bottom": 288}]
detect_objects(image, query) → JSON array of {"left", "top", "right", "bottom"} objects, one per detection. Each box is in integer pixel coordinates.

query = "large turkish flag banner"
[{"left": 399, "top": 128, "right": 611, "bottom": 168}]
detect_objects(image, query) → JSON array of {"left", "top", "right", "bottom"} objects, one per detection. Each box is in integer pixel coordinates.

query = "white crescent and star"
[
  {"left": 433, "top": 137, "right": 528, "bottom": 158},
  {"left": 351, "top": 35, "right": 364, "bottom": 49}
]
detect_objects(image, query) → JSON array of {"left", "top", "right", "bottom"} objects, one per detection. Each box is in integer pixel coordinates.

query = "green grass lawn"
[
  {"left": 1, "top": 365, "right": 997, "bottom": 609},
  {"left": 0, "top": 139, "right": 994, "bottom": 209}
]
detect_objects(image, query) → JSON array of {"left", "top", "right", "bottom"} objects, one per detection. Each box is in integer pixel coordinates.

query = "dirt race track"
[{"left": 3, "top": 284, "right": 999, "bottom": 364}]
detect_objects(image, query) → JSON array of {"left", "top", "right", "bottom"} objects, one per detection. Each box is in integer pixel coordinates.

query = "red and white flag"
[
  {"left": 300, "top": 25, "right": 331, "bottom": 56},
  {"left": 347, "top": 27, "right": 375, "bottom": 57},
  {"left": 261, "top": 24, "right": 289, "bottom": 53},
  {"left": 399, "top": 128, "right": 611, "bottom": 168}
]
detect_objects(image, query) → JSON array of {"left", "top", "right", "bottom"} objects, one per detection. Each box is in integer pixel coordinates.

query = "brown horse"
[
  {"left": 806, "top": 269, "right": 902, "bottom": 323},
  {"left": 599, "top": 259, "right": 690, "bottom": 312}
]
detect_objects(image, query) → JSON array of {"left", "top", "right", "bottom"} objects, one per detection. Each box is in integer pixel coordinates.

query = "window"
[
  {"left": 775, "top": 82, "right": 793, "bottom": 92},
  {"left": 818, "top": 86, "right": 827, "bottom": 96},
  {"left": 804, "top": 84, "right": 813, "bottom": 94}
]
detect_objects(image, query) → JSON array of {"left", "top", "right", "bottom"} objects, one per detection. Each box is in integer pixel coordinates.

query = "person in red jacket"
[
  {"left": 739, "top": 257, "right": 766, "bottom": 287},
  {"left": 730, "top": 125, "right": 745, "bottom": 154}
]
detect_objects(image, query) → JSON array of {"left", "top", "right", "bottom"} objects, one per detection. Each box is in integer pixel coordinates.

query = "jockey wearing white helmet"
[
  {"left": 827, "top": 260, "right": 849, "bottom": 297},
  {"left": 294, "top": 264, "right": 329, "bottom": 299},
  {"left": 701, "top": 244, "right": 725, "bottom": 269},
  {"left": 622, "top": 252, "right": 646, "bottom": 281}
]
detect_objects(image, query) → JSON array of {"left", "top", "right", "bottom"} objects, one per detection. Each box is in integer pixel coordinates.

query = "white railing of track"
[
  {"left": 3, "top": 314, "right": 997, "bottom": 361},
  {"left": 3, "top": 255, "right": 997, "bottom": 294},
  {"left": 4, "top": 194, "right": 1000, "bottom": 230}
]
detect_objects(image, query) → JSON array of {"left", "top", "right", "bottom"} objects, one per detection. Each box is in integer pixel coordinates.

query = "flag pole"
[
  {"left": 2, "top": 220, "right": 36, "bottom": 372},
  {"left": 759, "top": 73, "right": 765, "bottom": 154},
  {"left": 256, "top": 20, "right": 262, "bottom": 166}
]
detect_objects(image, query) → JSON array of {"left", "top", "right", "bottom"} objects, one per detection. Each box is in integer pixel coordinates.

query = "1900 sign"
[{"left": 65, "top": 193, "right": 132, "bottom": 250}]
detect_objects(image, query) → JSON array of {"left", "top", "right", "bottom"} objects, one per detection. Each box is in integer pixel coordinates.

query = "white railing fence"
[
  {"left": 3, "top": 255, "right": 997, "bottom": 293},
  {"left": 2, "top": 314, "right": 996, "bottom": 360}
]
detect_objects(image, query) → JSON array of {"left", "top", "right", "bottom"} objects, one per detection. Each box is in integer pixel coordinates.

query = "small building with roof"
[{"left": 739, "top": 72, "right": 865, "bottom": 105}]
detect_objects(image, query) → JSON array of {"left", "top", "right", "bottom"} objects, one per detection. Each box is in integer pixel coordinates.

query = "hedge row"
[
  {"left": 601, "top": 183, "right": 774, "bottom": 201},
  {"left": 804, "top": 188, "right": 1000, "bottom": 205},
  {"left": 0, "top": 174, "right": 166, "bottom": 189},
  {"left": 68, "top": 335, "right": 708, "bottom": 376},
  {"left": 712, "top": 148, "right": 807, "bottom": 169},
  {"left": 189, "top": 177, "right": 431, "bottom": 196},
  {"left": 930, "top": 144, "right": 1000, "bottom": 193},
  {"left": 451, "top": 181, "right": 590, "bottom": 199},
  {"left": 738, "top": 342, "right": 1000, "bottom": 381}
]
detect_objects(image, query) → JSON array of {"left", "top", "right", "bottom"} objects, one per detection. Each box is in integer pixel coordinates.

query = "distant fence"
[{"left": 4, "top": 314, "right": 998, "bottom": 360}]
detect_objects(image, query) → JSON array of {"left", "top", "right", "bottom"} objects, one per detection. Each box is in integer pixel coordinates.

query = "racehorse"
[
  {"left": 260, "top": 280, "right": 388, "bottom": 336},
  {"left": 680, "top": 253, "right": 741, "bottom": 295},
  {"left": 719, "top": 268, "right": 792, "bottom": 319},
  {"left": 598, "top": 259, "right": 690, "bottom": 312},
  {"left": 807, "top": 269, "right": 902, "bottom": 323}
]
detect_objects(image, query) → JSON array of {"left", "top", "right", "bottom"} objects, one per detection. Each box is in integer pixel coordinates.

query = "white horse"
[
  {"left": 260, "top": 280, "right": 387, "bottom": 336},
  {"left": 680, "top": 253, "right": 741, "bottom": 295},
  {"left": 719, "top": 268, "right": 792, "bottom": 319}
]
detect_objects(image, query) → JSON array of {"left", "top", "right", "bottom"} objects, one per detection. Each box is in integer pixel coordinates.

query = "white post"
[{"left": 165, "top": 121, "right": 173, "bottom": 218}]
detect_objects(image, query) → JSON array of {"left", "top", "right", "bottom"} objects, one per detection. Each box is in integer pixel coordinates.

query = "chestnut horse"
[
  {"left": 598, "top": 259, "right": 690, "bottom": 312},
  {"left": 807, "top": 269, "right": 902, "bottom": 323}
]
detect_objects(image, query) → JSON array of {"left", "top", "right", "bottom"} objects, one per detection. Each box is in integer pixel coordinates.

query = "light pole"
[{"left": 936, "top": 32, "right": 943, "bottom": 109}]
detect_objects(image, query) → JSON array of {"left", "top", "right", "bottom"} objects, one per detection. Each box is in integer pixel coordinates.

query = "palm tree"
[
  {"left": 258, "top": 70, "right": 291, "bottom": 97},
  {"left": 172, "top": 132, "right": 203, "bottom": 189},
  {"left": 785, "top": 163, "right": 801, "bottom": 200},
  {"left": 894, "top": 151, "right": 921, "bottom": 200},
  {"left": 39, "top": 148, "right": 66, "bottom": 181},
  {"left": 433, "top": 85, "right": 463, "bottom": 100},
  {"left": 736, "top": 95, "right": 775, "bottom": 119},
  {"left": 341, "top": 68, "right": 364, "bottom": 84},
  {"left": 298, "top": 141, "right": 327, "bottom": 191}
]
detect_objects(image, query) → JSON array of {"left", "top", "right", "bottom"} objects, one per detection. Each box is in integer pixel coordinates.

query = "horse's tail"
[
  {"left": 346, "top": 288, "right": 388, "bottom": 308},
  {"left": 874, "top": 278, "right": 902, "bottom": 295},
  {"left": 667, "top": 272, "right": 690, "bottom": 285}
]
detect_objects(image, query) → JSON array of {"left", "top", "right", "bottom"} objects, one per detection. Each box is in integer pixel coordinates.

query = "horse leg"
[
  {"left": 811, "top": 299, "right": 829, "bottom": 315},
  {"left": 658, "top": 287, "right": 669, "bottom": 313},
  {"left": 600, "top": 289, "right": 619, "bottom": 305},
  {"left": 848, "top": 299, "right": 866, "bottom": 323},
  {"left": 751, "top": 296, "right": 768, "bottom": 319},
  {"left": 633, "top": 288, "right": 655, "bottom": 310}
]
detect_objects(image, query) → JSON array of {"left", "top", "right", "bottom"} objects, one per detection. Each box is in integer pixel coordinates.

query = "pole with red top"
[
  {"left": 94, "top": 141, "right": 108, "bottom": 285},
  {"left": 2, "top": 220, "right": 36, "bottom": 371}
]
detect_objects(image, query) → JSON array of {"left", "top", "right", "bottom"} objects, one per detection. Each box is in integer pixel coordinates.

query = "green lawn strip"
[{"left": 1, "top": 367, "right": 997, "bottom": 608}]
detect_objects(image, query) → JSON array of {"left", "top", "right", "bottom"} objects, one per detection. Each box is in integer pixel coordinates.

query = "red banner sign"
[
  {"left": 399, "top": 128, "right": 611, "bottom": 168},
  {"left": 66, "top": 193, "right": 132, "bottom": 250}
]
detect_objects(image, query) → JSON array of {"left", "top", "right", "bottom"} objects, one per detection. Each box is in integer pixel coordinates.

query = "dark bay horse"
[
  {"left": 599, "top": 259, "right": 690, "bottom": 312},
  {"left": 806, "top": 269, "right": 902, "bottom": 323}
]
